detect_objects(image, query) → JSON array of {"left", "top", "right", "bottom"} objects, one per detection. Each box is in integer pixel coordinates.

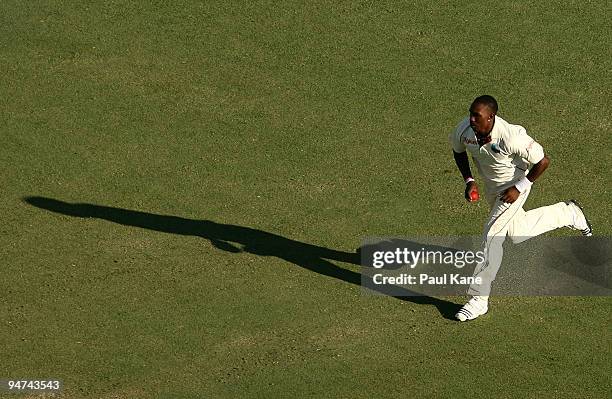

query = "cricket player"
[{"left": 449, "top": 95, "right": 593, "bottom": 321}]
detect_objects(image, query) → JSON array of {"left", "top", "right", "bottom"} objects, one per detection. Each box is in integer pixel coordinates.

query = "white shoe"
[
  {"left": 566, "top": 200, "right": 593, "bottom": 236},
  {"left": 456, "top": 296, "right": 489, "bottom": 322}
]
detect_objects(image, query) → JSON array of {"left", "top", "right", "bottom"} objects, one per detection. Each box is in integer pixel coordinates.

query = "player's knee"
[{"left": 485, "top": 235, "right": 506, "bottom": 251}]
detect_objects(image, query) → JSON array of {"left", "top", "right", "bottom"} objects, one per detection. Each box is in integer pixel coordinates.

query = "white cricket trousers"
[{"left": 467, "top": 187, "right": 575, "bottom": 296}]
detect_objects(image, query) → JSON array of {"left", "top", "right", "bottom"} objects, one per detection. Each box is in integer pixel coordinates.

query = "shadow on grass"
[{"left": 24, "top": 196, "right": 462, "bottom": 320}]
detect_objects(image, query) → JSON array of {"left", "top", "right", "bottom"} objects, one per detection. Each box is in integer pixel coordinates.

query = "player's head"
[{"left": 469, "top": 95, "right": 498, "bottom": 135}]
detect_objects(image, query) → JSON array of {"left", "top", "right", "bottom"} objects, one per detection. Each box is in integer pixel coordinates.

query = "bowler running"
[{"left": 449, "top": 95, "right": 593, "bottom": 321}]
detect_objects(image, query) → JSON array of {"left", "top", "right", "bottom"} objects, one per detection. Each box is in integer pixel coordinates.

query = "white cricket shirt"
[{"left": 449, "top": 115, "right": 545, "bottom": 194}]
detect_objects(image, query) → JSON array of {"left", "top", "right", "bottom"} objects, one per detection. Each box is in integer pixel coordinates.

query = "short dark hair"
[{"left": 472, "top": 95, "right": 498, "bottom": 114}]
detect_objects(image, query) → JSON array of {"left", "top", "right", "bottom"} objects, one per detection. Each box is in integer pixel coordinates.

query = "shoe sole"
[
  {"left": 455, "top": 308, "right": 488, "bottom": 322},
  {"left": 568, "top": 199, "right": 593, "bottom": 236}
]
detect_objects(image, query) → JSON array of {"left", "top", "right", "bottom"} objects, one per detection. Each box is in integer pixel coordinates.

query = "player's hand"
[
  {"left": 465, "top": 181, "right": 479, "bottom": 202},
  {"left": 500, "top": 186, "right": 520, "bottom": 203}
]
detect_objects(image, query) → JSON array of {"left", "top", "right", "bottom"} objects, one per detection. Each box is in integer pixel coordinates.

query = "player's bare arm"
[
  {"left": 453, "top": 150, "right": 479, "bottom": 202},
  {"left": 499, "top": 155, "right": 550, "bottom": 203}
]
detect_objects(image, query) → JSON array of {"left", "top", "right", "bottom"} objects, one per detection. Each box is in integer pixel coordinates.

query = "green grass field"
[{"left": 2, "top": 1, "right": 610, "bottom": 398}]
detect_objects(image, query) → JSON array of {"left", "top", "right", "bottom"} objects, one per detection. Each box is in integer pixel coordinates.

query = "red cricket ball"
[{"left": 470, "top": 191, "right": 479, "bottom": 201}]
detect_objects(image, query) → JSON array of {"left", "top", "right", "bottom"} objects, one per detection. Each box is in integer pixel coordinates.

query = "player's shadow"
[{"left": 23, "top": 196, "right": 462, "bottom": 320}]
